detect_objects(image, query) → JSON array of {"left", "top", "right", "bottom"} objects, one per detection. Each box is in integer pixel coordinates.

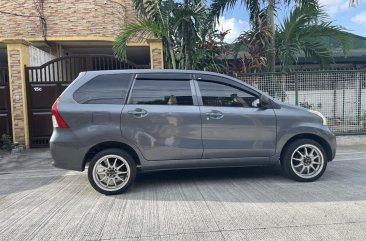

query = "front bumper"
[
  {"left": 317, "top": 125, "right": 337, "bottom": 162},
  {"left": 327, "top": 129, "right": 337, "bottom": 161}
]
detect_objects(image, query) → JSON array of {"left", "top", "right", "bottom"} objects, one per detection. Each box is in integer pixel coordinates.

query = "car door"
[
  {"left": 195, "top": 75, "right": 276, "bottom": 159},
  {"left": 121, "top": 73, "right": 203, "bottom": 161}
]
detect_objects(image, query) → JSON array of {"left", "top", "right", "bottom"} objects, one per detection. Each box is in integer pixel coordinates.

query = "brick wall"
[
  {"left": 0, "top": 0, "right": 137, "bottom": 39},
  {"left": 8, "top": 49, "right": 26, "bottom": 146},
  {"left": 152, "top": 48, "right": 163, "bottom": 69}
]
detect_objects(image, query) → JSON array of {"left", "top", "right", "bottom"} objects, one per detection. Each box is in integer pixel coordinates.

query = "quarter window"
[
  {"left": 73, "top": 74, "right": 132, "bottom": 104},
  {"left": 129, "top": 79, "right": 193, "bottom": 105},
  {"left": 198, "top": 81, "right": 259, "bottom": 108}
]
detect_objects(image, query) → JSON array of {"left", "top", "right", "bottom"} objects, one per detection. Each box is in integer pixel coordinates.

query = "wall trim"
[{"left": 0, "top": 36, "right": 150, "bottom": 47}]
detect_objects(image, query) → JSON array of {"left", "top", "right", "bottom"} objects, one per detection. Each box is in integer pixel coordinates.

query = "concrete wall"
[
  {"left": 28, "top": 46, "right": 55, "bottom": 67},
  {"left": 284, "top": 89, "right": 366, "bottom": 122}
]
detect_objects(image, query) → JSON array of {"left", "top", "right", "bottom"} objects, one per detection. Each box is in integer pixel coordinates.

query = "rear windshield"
[{"left": 73, "top": 74, "right": 133, "bottom": 104}]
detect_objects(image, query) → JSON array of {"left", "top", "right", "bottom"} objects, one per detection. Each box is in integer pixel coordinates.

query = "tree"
[
  {"left": 210, "top": 0, "right": 319, "bottom": 71},
  {"left": 114, "top": 0, "right": 231, "bottom": 71},
  {"left": 349, "top": 0, "right": 358, "bottom": 6},
  {"left": 233, "top": 15, "right": 272, "bottom": 73},
  {"left": 114, "top": 0, "right": 179, "bottom": 68},
  {"left": 229, "top": 3, "right": 349, "bottom": 74},
  {"left": 276, "top": 4, "right": 348, "bottom": 72},
  {"left": 183, "top": 0, "right": 192, "bottom": 69},
  {"left": 114, "top": 0, "right": 208, "bottom": 70}
]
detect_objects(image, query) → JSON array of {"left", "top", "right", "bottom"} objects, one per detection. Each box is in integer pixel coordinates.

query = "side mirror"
[{"left": 260, "top": 95, "right": 271, "bottom": 109}]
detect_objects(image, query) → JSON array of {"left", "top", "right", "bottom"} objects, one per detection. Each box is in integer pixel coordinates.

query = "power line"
[{"left": 0, "top": 10, "right": 39, "bottom": 18}]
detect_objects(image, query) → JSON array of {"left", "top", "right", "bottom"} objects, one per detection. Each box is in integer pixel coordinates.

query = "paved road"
[{"left": 0, "top": 148, "right": 366, "bottom": 241}]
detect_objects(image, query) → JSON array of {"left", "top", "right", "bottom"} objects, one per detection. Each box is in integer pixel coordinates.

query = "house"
[
  {"left": 294, "top": 33, "right": 366, "bottom": 70},
  {"left": 0, "top": 0, "right": 164, "bottom": 148}
]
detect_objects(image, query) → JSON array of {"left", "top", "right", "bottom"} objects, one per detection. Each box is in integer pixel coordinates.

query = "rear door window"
[
  {"left": 129, "top": 79, "right": 193, "bottom": 105},
  {"left": 73, "top": 74, "right": 133, "bottom": 104}
]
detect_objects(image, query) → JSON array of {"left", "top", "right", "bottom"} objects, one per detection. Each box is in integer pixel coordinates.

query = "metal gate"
[
  {"left": 26, "top": 55, "right": 148, "bottom": 148},
  {"left": 0, "top": 67, "right": 12, "bottom": 141}
]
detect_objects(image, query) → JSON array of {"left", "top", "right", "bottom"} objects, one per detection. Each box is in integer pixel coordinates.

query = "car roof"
[
  {"left": 82, "top": 69, "right": 265, "bottom": 96},
  {"left": 84, "top": 69, "right": 224, "bottom": 77}
]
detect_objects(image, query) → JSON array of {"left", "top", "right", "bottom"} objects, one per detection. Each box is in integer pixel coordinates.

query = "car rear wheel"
[
  {"left": 88, "top": 148, "right": 136, "bottom": 195},
  {"left": 282, "top": 139, "right": 327, "bottom": 182}
]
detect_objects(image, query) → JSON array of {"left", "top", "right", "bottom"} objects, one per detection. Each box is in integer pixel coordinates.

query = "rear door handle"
[
  {"left": 127, "top": 108, "right": 148, "bottom": 118},
  {"left": 206, "top": 110, "right": 224, "bottom": 120}
]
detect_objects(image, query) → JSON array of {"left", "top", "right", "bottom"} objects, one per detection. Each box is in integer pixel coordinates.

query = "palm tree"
[
  {"left": 173, "top": 0, "right": 206, "bottom": 69},
  {"left": 183, "top": 0, "right": 192, "bottom": 69},
  {"left": 115, "top": 0, "right": 206, "bottom": 70},
  {"left": 276, "top": 5, "right": 348, "bottom": 71},
  {"left": 210, "top": 0, "right": 319, "bottom": 71},
  {"left": 231, "top": 3, "right": 348, "bottom": 74},
  {"left": 113, "top": 0, "right": 179, "bottom": 68},
  {"left": 349, "top": 0, "right": 358, "bottom": 6}
]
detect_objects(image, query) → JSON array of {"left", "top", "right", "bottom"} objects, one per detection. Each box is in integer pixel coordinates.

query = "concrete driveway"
[{"left": 0, "top": 145, "right": 366, "bottom": 240}]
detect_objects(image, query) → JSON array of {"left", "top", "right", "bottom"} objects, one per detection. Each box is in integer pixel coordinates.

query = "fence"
[{"left": 236, "top": 70, "right": 366, "bottom": 135}]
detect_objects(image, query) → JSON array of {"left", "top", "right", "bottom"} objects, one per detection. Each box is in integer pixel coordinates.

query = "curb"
[{"left": 336, "top": 135, "right": 366, "bottom": 147}]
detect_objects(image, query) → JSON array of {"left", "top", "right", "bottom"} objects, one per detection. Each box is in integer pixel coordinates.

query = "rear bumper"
[{"left": 50, "top": 129, "right": 86, "bottom": 171}]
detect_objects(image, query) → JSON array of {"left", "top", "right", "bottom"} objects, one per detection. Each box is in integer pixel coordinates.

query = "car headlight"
[{"left": 308, "top": 110, "right": 327, "bottom": 125}]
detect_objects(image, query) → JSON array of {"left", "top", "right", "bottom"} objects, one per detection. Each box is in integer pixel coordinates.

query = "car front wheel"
[
  {"left": 282, "top": 139, "right": 327, "bottom": 182},
  {"left": 88, "top": 148, "right": 136, "bottom": 195}
]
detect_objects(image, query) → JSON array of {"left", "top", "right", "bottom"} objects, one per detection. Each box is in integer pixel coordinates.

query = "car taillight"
[{"left": 51, "top": 97, "right": 69, "bottom": 128}]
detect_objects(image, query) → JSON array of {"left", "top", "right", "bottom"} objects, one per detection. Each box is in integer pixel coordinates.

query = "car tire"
[
  {"left": 88, "top": 148, "right": 136, "bottom": 195},
  {"left": 282, "top": 139, "right": 327, "bottom": 182}
]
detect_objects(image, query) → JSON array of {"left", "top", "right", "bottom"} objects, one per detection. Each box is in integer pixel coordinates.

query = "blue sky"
[{"left": 218, "top": 0, "right": 366, "bottom": 42}]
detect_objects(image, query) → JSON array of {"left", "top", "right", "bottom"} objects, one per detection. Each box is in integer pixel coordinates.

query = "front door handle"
[
  {"left": 206, "top": 110, "right": 224, "bottom": 120},
  {"left": 127, "top": 108, "right": 148, "bottom": 118}
]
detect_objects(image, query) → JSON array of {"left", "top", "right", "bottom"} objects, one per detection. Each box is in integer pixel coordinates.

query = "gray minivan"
[{"left": 50, "top": 70, "right": 336, "bottom": 195}]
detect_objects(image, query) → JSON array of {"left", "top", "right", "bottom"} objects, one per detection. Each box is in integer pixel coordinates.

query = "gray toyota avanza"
[{"left": 50, "top": 70, "right": 336, "bottom": 195}]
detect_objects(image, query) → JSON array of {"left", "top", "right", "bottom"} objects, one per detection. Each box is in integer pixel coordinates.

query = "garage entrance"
[{"left": 26, "top": 55, "right": 148, "bottom": 147}]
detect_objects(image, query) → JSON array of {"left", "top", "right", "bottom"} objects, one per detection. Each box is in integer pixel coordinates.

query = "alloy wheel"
[
  {"left": 290, "top": 144, "right": 324, "bottom": 179},
  {"left": 92, "top": 155, "right": 130, "bottom": 191}
]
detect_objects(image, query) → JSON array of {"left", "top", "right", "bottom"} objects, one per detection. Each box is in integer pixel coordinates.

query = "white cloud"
[
  {"left": 319, "top": 0, "right": 350, "bottom": 16},
  {"left": 216, "top": 17, "right": 249, "bottom": 43},
  {"left": 352, "top": 11, "right": 366, "bottom": 25}
]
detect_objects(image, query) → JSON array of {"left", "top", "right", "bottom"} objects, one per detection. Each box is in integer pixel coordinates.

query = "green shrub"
[{"left": 1, "top": 134, "right": 15, "bottom": 151}]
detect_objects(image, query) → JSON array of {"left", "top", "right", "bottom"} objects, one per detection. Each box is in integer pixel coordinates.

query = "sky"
[{"left": 217, "top": 0, "right": 366, "bottom": 43}]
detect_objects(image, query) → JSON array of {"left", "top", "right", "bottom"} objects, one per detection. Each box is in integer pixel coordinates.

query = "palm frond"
[
  {"left": 210, "top": 0, "right": 262, "bottom": 26},
  {"left": 283, "top": 0, "right": 319, "bottom": 9},
  {"left": 113, "top": 20, "right": 163, "bottom": 61},
  {"left": 349, "top": 0, "right": 358, "bottom": 7},
  {"left": 210, "top": 0, "right": 240, "bottom": 19},
  {"left": 132, "top": 0, "right": 148, "bottom": 16},
  {"left": 276, "top": 4, "right": 350, "bottom": 71}
]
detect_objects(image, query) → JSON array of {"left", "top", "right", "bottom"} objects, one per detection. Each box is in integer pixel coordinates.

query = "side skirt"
[{"left": 138, "top": 156, "right": 272, "bottom": 173}]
